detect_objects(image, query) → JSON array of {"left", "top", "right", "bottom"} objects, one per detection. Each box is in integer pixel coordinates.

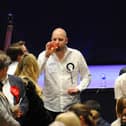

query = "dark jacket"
[
  {"left": 97, "top": 117, "right": 110, "bottom": 126},
  {"left": 8, "top": 75, "right": 29, "bottom": 126},
  {"left": 22, "top": 78, "right": 51, "bottom": 126},
  {"left": 0, "top": 92, "right": 20, "bottom": 126}
]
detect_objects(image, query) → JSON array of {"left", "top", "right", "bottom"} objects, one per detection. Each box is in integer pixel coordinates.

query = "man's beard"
[
  {"left": 56, "top": 46, "right": 65, "bottom": 52},
  {"left": 56, "top": 47, "right": 61, "bottom": 51}
]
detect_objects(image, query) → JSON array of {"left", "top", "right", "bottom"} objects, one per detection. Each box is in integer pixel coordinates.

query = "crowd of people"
[{"left": 0, "top": 27, "right": 125, "bottom": 126}]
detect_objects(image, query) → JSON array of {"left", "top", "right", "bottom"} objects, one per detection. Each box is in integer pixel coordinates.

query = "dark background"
[
  {"left": 0, "top": 0, "right": 126, "bottom": 65},
  {"left": 0, "top": 0, "right": 123, "bottom": 123}
]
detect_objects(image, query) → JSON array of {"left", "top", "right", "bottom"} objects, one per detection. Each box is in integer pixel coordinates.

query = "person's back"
[{"left": 114, "top": 67, "right": 126, "bottom": 101}]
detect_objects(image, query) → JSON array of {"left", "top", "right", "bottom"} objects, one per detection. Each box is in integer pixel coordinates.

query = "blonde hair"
[
  {"left": 55, "top": 111, "right": 81, "bottom": 126},
  {"left": 15, "top": 53, "right": 42, "bottom": 96}
]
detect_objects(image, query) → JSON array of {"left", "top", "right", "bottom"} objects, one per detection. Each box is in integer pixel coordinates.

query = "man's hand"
[
  {"left": 45, "top": 41, "right": 59, "bottom": 57},
  {"left": 67, "top": 87, "right": 80, "bottom": 95}
]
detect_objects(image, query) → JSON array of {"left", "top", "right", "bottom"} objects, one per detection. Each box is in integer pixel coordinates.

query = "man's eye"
[{"left": 59, "top": 39, "right": 63, "bottom": 41}]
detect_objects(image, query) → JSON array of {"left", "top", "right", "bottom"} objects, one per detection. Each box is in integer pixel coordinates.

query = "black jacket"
[{"left": 22, "top": 78, "right": 51, "bottom": 126}]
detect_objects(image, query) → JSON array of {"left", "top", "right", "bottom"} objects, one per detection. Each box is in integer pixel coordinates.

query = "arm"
[
  {"left": 0, "top": 94, "right": 20, "bottom": 126},
  {"left": 37, "top": 41, "right": 58, "bottom": 74},
  {"left": 77, "top": 53, "right": 91, "bottom": 91},
  {"left": 37, "top": 51, "right": 48, "bottom": 74},
  {"left": 67, "top": 51, "right": 91, "bottom": 95}
]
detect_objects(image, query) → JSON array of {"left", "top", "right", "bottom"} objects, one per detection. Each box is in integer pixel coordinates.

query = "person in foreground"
[
  {"left": 37, "top": 27, "right": 91, "bottom": 121},
  {"left": 15, "top": 53, "right": 51, "bottom": 126},
  {"left": 0, "top": 50, "right": 20, "bottom": 126},
  {"left": 55, "top": 111, "right": 81, "bottom": 126},
  {"left": 69, "top": 103, "right": 95, "bottom": 126},
  {"left": 84, "top": 100, "right": 110, "bottom": 126},
  {"left": 111, "top": 97, "right": 126, "bottom": 126}
]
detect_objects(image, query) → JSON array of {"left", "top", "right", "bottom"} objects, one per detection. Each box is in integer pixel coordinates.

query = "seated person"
[
  {"left": 69, "top": 103, "right": 95, "bottom": 126},
  {"left": 111, "top": 97, "right": 126, "bottom": 126},
  {"left": 85, "top": 99, "right": 110, "bottom": 126},
  {"left": 55, "top": 111, "right": 81, "bottom": 126}
]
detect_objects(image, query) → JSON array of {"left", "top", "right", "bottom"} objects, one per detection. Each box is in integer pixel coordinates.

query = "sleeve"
[
  {"left": 37, "top": 51, "right": 48, "bottom": 74},
  {"left": 77, "top": 52, "right": 91, "bottom": 91},
  {"left": 0, "top": 96, "right": 20, "bottom": 126}
]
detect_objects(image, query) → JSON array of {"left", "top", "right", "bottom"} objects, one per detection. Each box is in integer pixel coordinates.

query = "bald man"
[{"left": 37, "top": 27, "right": 91, "bottom": 121}]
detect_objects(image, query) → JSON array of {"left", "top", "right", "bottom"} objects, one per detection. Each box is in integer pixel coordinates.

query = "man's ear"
[
  {"left": 79, "top": 115, "right": 84, "bottom": 120},
  {"left": 65, "top": 37, "right": 68, "bottom": 44}
]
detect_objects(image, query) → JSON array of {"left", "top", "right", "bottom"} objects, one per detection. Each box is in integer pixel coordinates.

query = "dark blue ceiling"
[{"left": 0, "top": 0, "right": 126, "bottom": 64}]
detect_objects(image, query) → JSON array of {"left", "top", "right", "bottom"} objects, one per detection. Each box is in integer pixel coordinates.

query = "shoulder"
[
  {"left": 68, "top": 47, "right": 83, "bottom": 56},
  {"left": 68, "top": 47, "right": 81, "bottom": 53},
  {"left": 111, "top": 118, "right": 120, "bottom": 126},
  {"left": 97, "top": 117, "right": 110, "bottom": 126},
  {"left": 8, "top": 75, "right": 23, "bottom": 82},
  {"left": 115, "top": 73, "right": 126, "bottom": 85},
  {"left": 38, "top": 51, "right": 46, "bottom": 58}
]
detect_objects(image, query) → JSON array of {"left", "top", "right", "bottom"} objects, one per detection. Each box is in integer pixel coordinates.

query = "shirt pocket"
[{"left": 47, "top": 62, "right": 58, "bottom": 73}]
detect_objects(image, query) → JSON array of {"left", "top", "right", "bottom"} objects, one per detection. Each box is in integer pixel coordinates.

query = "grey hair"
[{"left": 0, "top": 50, "right": 11, "bottom": 70}]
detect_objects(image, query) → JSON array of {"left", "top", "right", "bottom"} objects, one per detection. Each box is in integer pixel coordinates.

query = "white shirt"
[
  {"left": 114, "top": 73, "right": 126, "bottom": 99},
  {"left": 38, "top": 47, "right": 91, "bottom": 112},
  {"left": 7, "top": 61, "right": 18, "bottom": 75},
  {"left": 2, "top": 75, "right": 14, "bottom": 106},
  {"left": 111, "top": 118, "right": 120, "bottom": 126}
]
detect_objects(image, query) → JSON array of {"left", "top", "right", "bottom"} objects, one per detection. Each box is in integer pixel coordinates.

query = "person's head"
[
  {"left": 6, "top": 46, "right": 24, "bottom": 62},
  {"left": 55, "top": 111, "right": 81, "bottom": 126},
  {"left": 69, "top": 103, "right": 95, "bottom": 126},
  {"left": 115, "top": 97, "right": 126, "bottom": 126},
  {"left": 119, "top": 67, "right": 126, "bottom": 76},
  {"left": 121, "top": 107, "right": 126, "bottom": 126},
  {"left": 49, "top": 121, "right": 66, "bottom": 126},
  {"left": 0, "top": 50, "right": 11, "bottom": 81},
  {"left": 84, "top": 100, "right": 101, "bottom": 125},
  {"left": 116, "top": 97, "right": 126, "bottom": 117},
  {"left": 15, "top": 53, "right": 42, "bottom": 96},
  {"left": 15, "top": 53, "right": 40, "bottom": 82},
  {"left": 11, "top": 40, "right": 28, "bottom": 54},
  {"left": 51, "top": 28, "right": 68, "bottom": 51}
]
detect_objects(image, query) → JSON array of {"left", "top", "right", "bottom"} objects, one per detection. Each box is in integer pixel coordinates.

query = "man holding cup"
[{"left": 38, "top": 27, "right": 91, "bottom": 121}]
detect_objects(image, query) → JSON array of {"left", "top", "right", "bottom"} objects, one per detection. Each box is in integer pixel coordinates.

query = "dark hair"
[
  {"left": 0, "top": 50, "right": 11, "bottom": 70},
  {"left": 117, "top": 97, "right": 126, "bottom": 115},
  {"left": 85, "top": 100, "right": 101, "bottom": 113},
  {"left": 119, "top": 67, "right": 126, "bottom": 76},
  {"left": 69, "top": 103, "right": 95, "bottom": 126},
  {"left": 11, "top": 40, "right": 26, "bottom": 46},
  {"left": 6, "top": 46, "right": 24, "bottom": 61}
]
